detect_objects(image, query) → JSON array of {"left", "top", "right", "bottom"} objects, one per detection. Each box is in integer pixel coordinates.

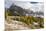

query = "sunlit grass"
[
  {"left": 5, "top": 10, "right": 44, "bottom": 29},
  {"left": 5, "top": 16, "right": 44, "bottom": 29}
]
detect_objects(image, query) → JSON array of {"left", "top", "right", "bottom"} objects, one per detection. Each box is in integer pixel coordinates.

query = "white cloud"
[
  {"left": 5, "top": 0, "right": 44, "bottom": 8},
  {"left": 14, "top": 2, "right": 31, "bottom": 9},
  {"left": 11, "top": 0, "right": 43, "bottom": 2}
]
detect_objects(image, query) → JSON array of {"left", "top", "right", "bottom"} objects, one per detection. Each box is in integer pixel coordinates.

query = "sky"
[
  {"left": 5, "top": 0, "right": 44, "bottom": 12},
  {"left": 14, "top": 1, "right": 31, "bottom": 9},
  {"left": 5, "top": 0, "right": 43, "bottom": 8}
]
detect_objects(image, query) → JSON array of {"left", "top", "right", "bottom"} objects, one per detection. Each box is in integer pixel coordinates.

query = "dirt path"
[{"left": 5, "top": 20, "right": 31, "bottom": 31}]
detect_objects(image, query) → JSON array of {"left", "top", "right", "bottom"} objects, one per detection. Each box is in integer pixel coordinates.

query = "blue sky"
[{"left": 5, "top": 0, "right": 43, "bottom": 8}]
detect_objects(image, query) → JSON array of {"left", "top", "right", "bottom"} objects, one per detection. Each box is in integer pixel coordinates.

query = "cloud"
[
  {"left": 5, "top": 0, "right": 43, "bottom": 8},
  {"left": 11, "top": 0, "right": 43, "bottom": 2}
]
